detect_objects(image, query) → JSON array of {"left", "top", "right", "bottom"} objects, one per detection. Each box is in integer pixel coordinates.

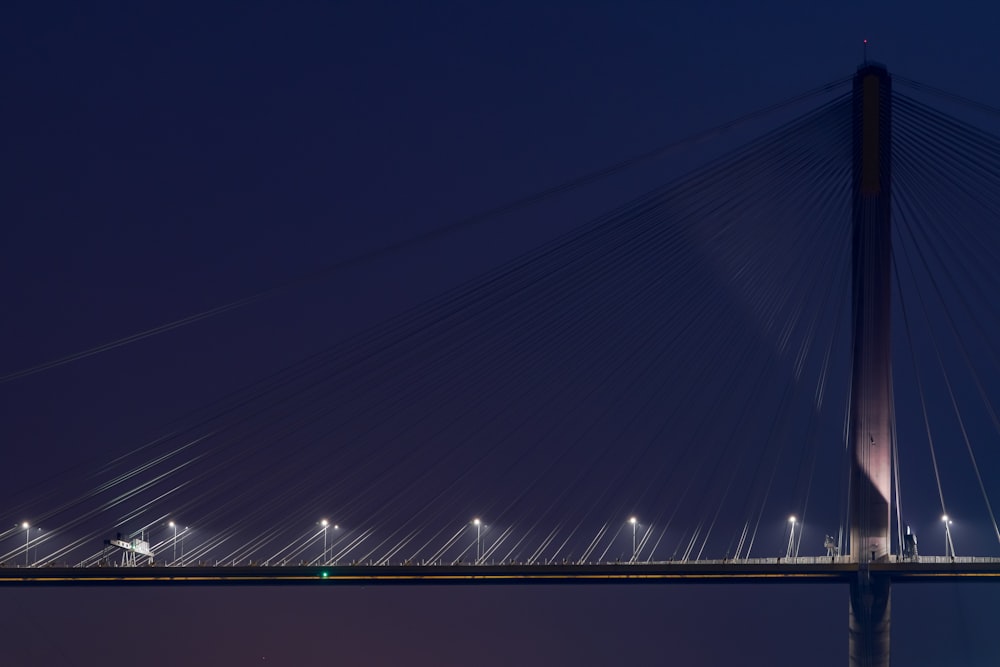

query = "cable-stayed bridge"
[{"left": 5, "top": 62, "right": 1000, "bottom": 666}]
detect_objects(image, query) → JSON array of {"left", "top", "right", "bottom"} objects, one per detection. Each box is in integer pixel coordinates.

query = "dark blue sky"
[{"left": 4, "top": 1, "right": 1000, "bottom": 665}]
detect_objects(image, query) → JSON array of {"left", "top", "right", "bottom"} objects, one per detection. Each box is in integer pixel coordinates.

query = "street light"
[
  {"left": 472, "top": 519, "right": 481, "bottom": 563},
  {"left": 942, "top": 515, "right": 954, "bottom": 557},
  {"left": 787, "top": 516, "right": 797, "bottom": 559},
  {"left": 320, "top": 519, "right": 329, "bottom": 564},
  {"left": 629, "top": 517, "right": 638, "bottom": 561},
  {"left": 21, "top": 522, "right": 29, "bottom": 567},
  {"left": 169, "top": 521, "right": 177, "bottom": 565}
]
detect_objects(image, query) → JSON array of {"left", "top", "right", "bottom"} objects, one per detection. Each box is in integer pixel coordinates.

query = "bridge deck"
[{"left": 1, "top": 557, "right": 998, "bottom": 586}]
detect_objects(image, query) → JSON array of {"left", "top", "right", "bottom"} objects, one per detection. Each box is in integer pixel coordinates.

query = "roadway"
[{"left": 2, "top": 557, "right": 998, "bottom": 586}]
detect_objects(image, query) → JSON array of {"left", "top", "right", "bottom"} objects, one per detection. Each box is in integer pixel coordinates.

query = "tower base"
[{"left": 848, "top": 573, "right": 891, "bottom": 667}]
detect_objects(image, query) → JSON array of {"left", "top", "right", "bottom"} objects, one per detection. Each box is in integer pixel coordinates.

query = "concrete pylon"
[
  {"left": 847, "top": 63, "right": 893, "bottom": 667},
  {"left": 849, "top": 573, "right": 891, "bottom": 666}
]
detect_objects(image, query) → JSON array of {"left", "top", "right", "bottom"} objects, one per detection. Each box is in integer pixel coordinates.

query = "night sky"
[{"left": 4, "top": 2, "right": 1000, "bottom": 665}]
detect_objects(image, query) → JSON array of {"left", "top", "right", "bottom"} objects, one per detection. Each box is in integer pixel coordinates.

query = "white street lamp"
[
  {"left": 942, "top": 515, "right": 954, "bottom": 557},
  {"left": 473, "top": 519, "right": 481, "bottom": 563},
  {"left": 787, "top": 516, "right": 797, "bottom": 559},
  {"left": 320, "top": 519, "right": 329, "bottom": 564},
  {"left": 21, "top": 522, "right": 29, "bottom": 567},
  {"left": 629, "top": 517, "right": 638, "bottom": 561},
  {"left": 169, "top": 521, "right": 178, "bottom": 565}
]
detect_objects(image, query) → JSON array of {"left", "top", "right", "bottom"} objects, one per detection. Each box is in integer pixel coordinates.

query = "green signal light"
[{"left": 321, "top": 571, "right": 329, "bottom": 578}]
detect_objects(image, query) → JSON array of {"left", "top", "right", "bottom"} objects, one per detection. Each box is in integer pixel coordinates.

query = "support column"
[
  {"left": 849, "top": 574, "right": 891, "bottom": 666},
  {"left": 847, "top": 63, "right": 893, "bottom": 666}
]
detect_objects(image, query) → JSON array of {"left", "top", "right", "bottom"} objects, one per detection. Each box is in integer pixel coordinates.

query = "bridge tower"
[{"left": 847, "top": 62, "right": 893, "bottom": 667}]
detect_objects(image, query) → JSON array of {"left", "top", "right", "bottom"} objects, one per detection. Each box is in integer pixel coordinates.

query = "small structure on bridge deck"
[
  {"left": 105, "top": 533, "right": 154, "bottom": 567},
  {"left": 902, "top": 526, "right": 919, "bottom": 560},
  {"left": 824, "top": 535, "right": 839, "bottom": 557}
]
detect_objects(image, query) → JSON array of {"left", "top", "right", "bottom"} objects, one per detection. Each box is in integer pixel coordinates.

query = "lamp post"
[
  {"left": 169, "top": 521, "right": 177, "bottom": 565},
  {"left": 942, "top": 515, "right": 955, "bottom": 557},
  {"left": 320, "top": 519, "right": 329, "bottom": 564},
  {"left": 472, "top": 519, "right": 481, "bottom": 563},
  {"left": 21, "top": 522, "right": 29, "bottom": 567},
  {"left": 787, "top": 516, "right": 797, "bottom": 559},
  {"left": 629, "top": 517, "right": 638, "bottom": 561}
]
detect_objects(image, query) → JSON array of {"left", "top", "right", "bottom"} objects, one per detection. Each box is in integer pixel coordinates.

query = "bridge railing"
[
  {"left": 886, "top": 555, "right": 1000, "bottom": 564},
  {"left": 14, "top": 554, "right": 1000, "bottom": 569},
  {"left": 621, "top": 556, "right": 855, "bottom": 566}
]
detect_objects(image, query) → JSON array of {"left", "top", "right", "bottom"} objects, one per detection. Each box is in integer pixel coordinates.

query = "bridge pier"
[{"left": 849, "top": 574, "right": 891, "bottom": 666}]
